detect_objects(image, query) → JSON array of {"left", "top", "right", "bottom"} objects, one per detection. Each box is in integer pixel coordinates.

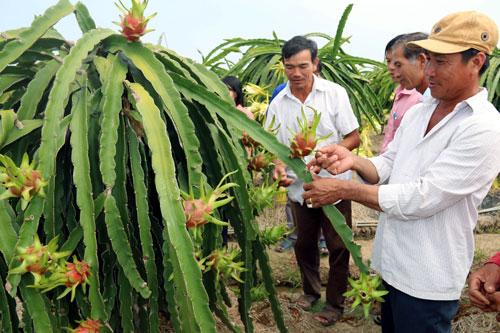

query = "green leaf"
[
  {"left": 103, "top": 193, "right": 151, "bottom": 299},
  {"left": 0, "top": 120, "right": 42, "bottom": 149},
  {"left": 0, "top": 195, "right": 17, "bottom": 263},
  {"left": 331, "top": 4, "right": 353, "bottom": 60},
  {"left": 98, "top": 53, "right": 127, "bottom": 188},
  {"left": 70, "top": 83, "right": 107, "bottom": 320},
  {"left": 38, "top": 28, "right": 114, "bottom": 182},
  {"left": 108, "top": 37, "right": 204, "bottom": 191},
  {"left": 127, "top": 126, "right": 160, "bottom": 332},
  {"left": 17, "top": 60, "right": 61, "bottom": 121},
  {"left": 125, "top": 81, "right": 216, "bottom": 333},
  {"left": 74, "top": 2, "right": 97, "bottom": 33},
  {"left": 0, "top": 0, "right": 74, "bottom": 73}
]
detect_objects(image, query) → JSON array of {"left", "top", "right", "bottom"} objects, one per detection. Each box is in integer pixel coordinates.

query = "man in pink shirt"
[{"left": 381, "top": 33, "right": 429, "bottom": 152}]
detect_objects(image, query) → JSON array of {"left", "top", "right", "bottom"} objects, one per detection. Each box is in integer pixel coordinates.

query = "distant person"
[
  {"left": 382, "top": 32, "right": 429, "bottom": 152},
  {"left": 303, "top": 11, "right": 499, "bottom": 332},
  {"left": 267, "top": 35, "right": 360, "bottom": 326},
  {"left": 469, "top": 251, "right": 500, "bottom": 321},
  {"left": 222, "top": 76, "right": 254, "bottom": 119}
]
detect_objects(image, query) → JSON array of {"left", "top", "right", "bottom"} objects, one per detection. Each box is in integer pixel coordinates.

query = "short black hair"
[
  {"left": 385, "top": 32, "right": 428, "bottom": 60},
  {"left": 222, "top": 76, "right": 244, "bottom": 106},
  {"left": 460, "top": 48, "right": 490, "bottom": 76},
  {"left": 282, "top": 36, "right": 318, "bottom": 61}
]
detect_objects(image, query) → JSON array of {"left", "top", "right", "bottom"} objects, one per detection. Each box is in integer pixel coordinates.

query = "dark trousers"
[
  {"left": 381, "top": 281, "right": 459, "bottom": 333},
  {"left": 291, "top": 200, "right": 352, "bottom": 313}
]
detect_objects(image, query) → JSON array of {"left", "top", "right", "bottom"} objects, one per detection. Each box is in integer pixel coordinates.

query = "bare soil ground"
[{"left": 216, "top": 199, "right": 500, "bottom": 333}]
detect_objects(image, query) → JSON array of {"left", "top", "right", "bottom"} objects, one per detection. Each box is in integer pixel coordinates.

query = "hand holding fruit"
[
  {"left": 273, "top": 161, "right": 294, "bottom": 187},
  {"left": 307, "top": 144, "right": 354, "bottom": 176}
]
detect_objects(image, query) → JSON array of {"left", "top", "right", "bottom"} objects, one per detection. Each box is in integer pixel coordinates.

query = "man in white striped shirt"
[{"left": 302, "top": 11, "right": 499, "bottom": 333}]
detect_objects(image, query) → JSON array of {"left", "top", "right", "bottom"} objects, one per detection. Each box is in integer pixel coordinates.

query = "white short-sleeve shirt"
[{"left": 266, "top": 76, "right": 359, "bottom": 204}]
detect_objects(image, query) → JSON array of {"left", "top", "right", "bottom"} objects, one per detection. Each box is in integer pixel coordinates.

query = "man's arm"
[
  {"left": 338, "top": 129, "right": 360, "bottom": 151},
  {"left": 303, "top": 176, "right": 381, "bottom": 211}
]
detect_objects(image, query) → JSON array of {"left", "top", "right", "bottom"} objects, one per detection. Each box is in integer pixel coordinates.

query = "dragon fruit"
[
  {"left": 9, "top": 235, "right": 70, "bottom": 285},
  {"left": 0, "top": 153, "right": 47, "bottom": 210},
  {"left": 116, "top": 0, "right": 156, "bottom": 42},
  {"left": 32, "top": 257, "right": 91, "bottom": 301},
  {"left": 70, "top": 319, "right": 101, "bottom": 333},
  {"left": 289, "top": 107, "right": 330, "bottom": 158},
  {"left": 181, "top": 171, "right": 238, "bottom": 239}
]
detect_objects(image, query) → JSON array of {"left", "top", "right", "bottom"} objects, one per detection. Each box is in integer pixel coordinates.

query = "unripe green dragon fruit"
[
  {"left": 9, "top": 235, "right": 70, "bottom": 285},
  {"left": 199, "top": 247, "right": 246, "bottom": 284},
  {"left": 0, "top": 153, "right": 47, "bottom": 210},
  {"left": 343, "top": 272, "right": 388, "bottom": 318}
]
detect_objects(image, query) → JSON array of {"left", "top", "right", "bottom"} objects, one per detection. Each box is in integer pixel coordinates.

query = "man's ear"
[
  {"left": 313, "top": 57, "right": 319, "bottom": 71},
  {"left": 417, "top": 53, "right": 427, "bottom": 66},
  {"left": 471, "top": 52, "right": 486, "bottom": 74}
]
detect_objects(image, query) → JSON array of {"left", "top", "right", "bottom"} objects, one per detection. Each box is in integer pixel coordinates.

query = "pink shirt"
[
  {"left": 488, "top": 252, "right": 500, "bottom": 266},
  {"left": 381, "top": 86, "right": 422, "bottom": 152}
]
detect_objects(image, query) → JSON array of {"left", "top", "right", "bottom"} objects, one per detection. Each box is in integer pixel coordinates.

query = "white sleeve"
[
  {"left": 378, "top": 123, "right": 500, "bottom": 220},
  {"left": 333, "top": 87, "right": 359, "bottom": 135}
]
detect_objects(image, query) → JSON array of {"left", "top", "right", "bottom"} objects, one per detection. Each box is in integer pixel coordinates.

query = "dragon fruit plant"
[
  {"left": 289, "top": 106, "right": 330, "bottom": 158},
  {"left": 0, "top": 1, "right": 376, "bottom": 332}
]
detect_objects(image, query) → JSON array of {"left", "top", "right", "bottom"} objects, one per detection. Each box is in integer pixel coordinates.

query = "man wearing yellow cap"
[{"left": 302, "top": 11, "right": 500, "bottom": 332}]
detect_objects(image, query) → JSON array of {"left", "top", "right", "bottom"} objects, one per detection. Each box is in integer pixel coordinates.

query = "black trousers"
[{"left": 291, "top": 200, "right": 352, "bottom": 313}]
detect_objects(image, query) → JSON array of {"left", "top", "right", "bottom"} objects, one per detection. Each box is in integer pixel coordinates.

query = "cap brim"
[{"left": 407, "top": 39, "right": 470, "bottom": 54}]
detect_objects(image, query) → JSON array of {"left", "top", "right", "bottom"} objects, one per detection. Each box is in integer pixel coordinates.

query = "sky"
[{"left": 1, "top": 0, "right": 499, "bottom": 63}]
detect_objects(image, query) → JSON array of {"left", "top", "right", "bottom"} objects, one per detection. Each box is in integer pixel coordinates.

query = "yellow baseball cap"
[{"left": 408, "top": 11, "right": 498, "bottom": 55}]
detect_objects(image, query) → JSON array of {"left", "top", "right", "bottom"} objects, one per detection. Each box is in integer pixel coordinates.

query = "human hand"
[
  {"left": 306, "top": 144, "right": 354, "bottom": 175},
  {"left": 468, "top": 263, "right": 500, "bottom": 312},
  {"left": 302, "top": 174, "right": 349, "bottom": 208},
  {"left": 273, "top": 162, "right": 294, "bottom": 187}
]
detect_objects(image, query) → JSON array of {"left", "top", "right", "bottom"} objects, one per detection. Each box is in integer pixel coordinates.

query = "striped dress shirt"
[{"left": 369, "top": 88, "right": 500, "bottom": 300}]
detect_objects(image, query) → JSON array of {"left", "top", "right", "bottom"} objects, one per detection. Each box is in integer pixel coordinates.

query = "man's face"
[
  {"left": 425, "top": 52, "right": 478, "bottom": 101},
  {"left": 283, "top": 49, "right": 317, "bottom": 91},
  {"left": 386, "top": 45, "right": 425, "bottom": 90}
]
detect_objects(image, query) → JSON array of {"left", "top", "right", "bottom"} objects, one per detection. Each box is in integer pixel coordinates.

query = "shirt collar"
[
  {"left": 423, "top": 87, "right": 489, "bottom": 112},
  {"left": 284, "top": 75, "right": 326, "bottom": 98}
]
